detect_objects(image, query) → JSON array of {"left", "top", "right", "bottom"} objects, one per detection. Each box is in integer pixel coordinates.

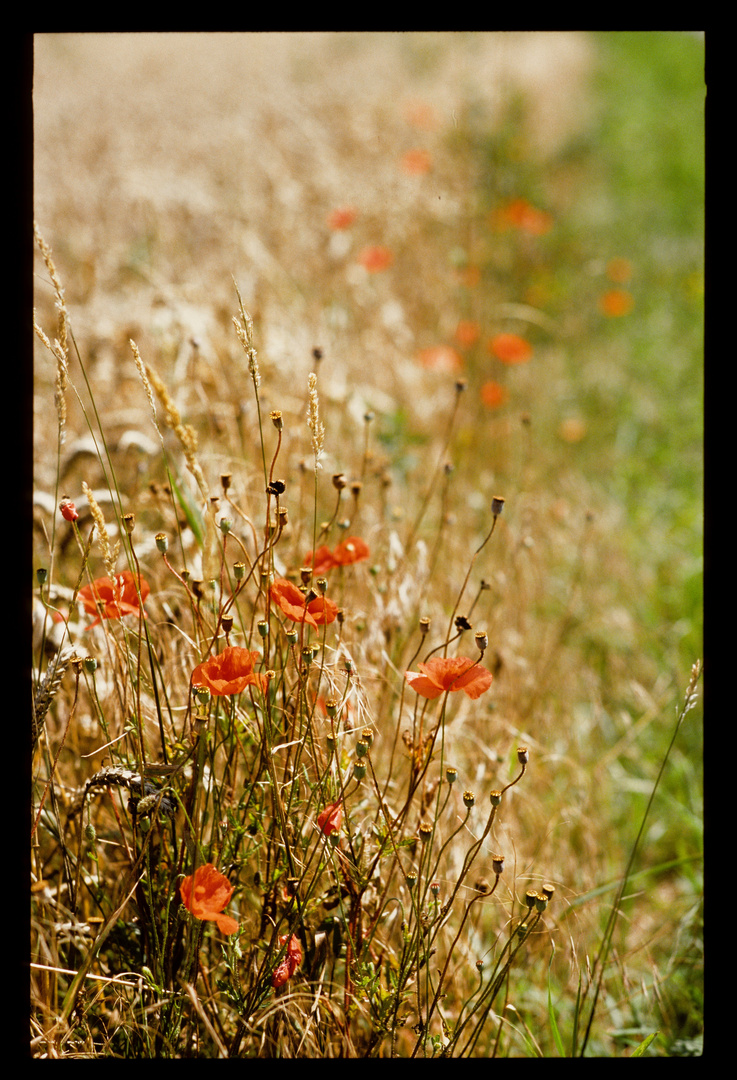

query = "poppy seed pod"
[{"left": 491, "top": 496, "right": 505, "bottom": 517}]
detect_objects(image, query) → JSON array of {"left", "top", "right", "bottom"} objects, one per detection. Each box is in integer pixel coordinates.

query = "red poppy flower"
[
  {"left": 404, "top": 656, "right": 493, "bottom": 700},
  {"left": 180, "top": 863, "right": 239, "bottom": 935},
  {"left": 605, "top": 257, "right": 633, "bottom": 284},
  {"left": 492, "top": 198, "right": 553, "bottom": 236},
  {"left": 327, "top": 205, "right": 358, "bottom": 230},
  {"left": 455, "top": 320, "right": 481, "bottom": 349},
  {"left": 487, "top": 333, "right": 533, "bottom": 365},
  {"left": 415, "top": 345, "right": 464, "bottom": 373},
  {"left": 358, "top": 246, "right": 394, "bottom": 273},
  {"left": 598, "top": 289, "right": 634, "bottom": 317},
  {"left": 306, "top": 536, "right": 370, "bottom": 576},
  {"left": 480, "top": 381, "right": 508, "bottom": 409},
  {"left": 78, "top": 571, "right": 150, "bottom": 629},
  {"left": 191, "top": 646, "right": 269, "bottom": 697},
  {"left": 400, "top": 148, "right": 433, "bottom": 175},
  {"left": 59, "top": 498, "right": 79, "bottom": 522},
  {"left": 402, "top": 99, "right": 439, "bottom": 131},
  {"left": 317, "top": 800, "right": 343, "bottom": 837},
  {"left": 270, "top": 577, "right": 339, "bottom": 628},
  {"left": 271, "top": 933, "right": 303, "bottom": 988}
]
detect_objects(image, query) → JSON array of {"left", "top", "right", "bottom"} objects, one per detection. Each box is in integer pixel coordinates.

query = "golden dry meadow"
[{"left": 32, "top": 32, "right": 703, "bottom": 1058}]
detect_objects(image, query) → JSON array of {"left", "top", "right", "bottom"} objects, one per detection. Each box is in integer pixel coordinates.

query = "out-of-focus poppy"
[
  {"left": 405, "top": 656, "right": 493, "bottom": 700},
  {"left": 180, "top": 863, "right": 239, "bottom": 935},
  {"left": 271, "top": 934, "right": 303, "bottom": 989},
  {"left": 327, "top": 206, "right": 358, "bottom": 230},
  {"left": 402, "top": 99, "right": 439, "bottom": 130},
  {"left": 317, "top": 800, "right": 343, "bottom": 837},
  {"left": 191, "top": 646, "right": 270, "bottom": 697},
  {"left": 480, "top": 381, "right": 509, "bottom": 409},
  {"left": 605, "top": 257, "right": 633, "bottom": 284},
  {"left": 599, "top": 289, "right": 634, "bottom": 317},
  {"left": 415, "top": 345, "right": 464, "bottom": 373},
  {"left": 487, "top": 333, "right": 533, "bottom": 365},
  {"left": 270, "top": 578, "right": 338, "bottom": 628},
  {"left": 491, "top": 198, "right": 553, "bottom": 236},
  {"left": 306, "top": 536, "right": 370, "bottom": 576},
  {"left": 78, "top": 571, "right": 150, "bottom": 629},
  {"left": 454, "top": 320, "right": 481, "bottom": 349},
  {"left": 400, "top": 148, "right": 432, "bottom": 175},
  {"left": 358, "top": 246, "right": 394, "bottom": 273}
]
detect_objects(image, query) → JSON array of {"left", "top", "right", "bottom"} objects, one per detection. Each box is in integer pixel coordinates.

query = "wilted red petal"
[
  {"left": 317, "top": 800, "right": 343, "bottom": 836},
  {"left": 271, "top": 934, "right": 303, "bottom": 987}
]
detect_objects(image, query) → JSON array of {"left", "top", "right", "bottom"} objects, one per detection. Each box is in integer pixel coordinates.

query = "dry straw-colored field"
[{"left": 32, "top": 32, "right": 703, "bottom": 1058}]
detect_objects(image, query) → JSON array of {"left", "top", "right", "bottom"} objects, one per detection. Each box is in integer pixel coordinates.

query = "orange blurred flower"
[
  {"left": 317, "top": 800, "right": 343, "bottom": 837},
  {"left": 559, "top": 417, "right": 587, "bottom": 443},
  {"left": 480, "top": 381, "right": 508, "bottom": 409},
  {"left": 415, "top": 345, "right": 464, "bottom": 373},
  {"left": 402, "top": 99, "right": 439, "bottom": 130},
  {"left": 605, "top": 257, "right": 633, "bottom": 284},
  {"left": 404, "top": 656, "right": 493, "bottom": 700},
  {"left": 306, "top": 536, "right": 370, "bottom": 576},
  {"left": 599, "top": 289, "right": 634, "bottom": 317},
  {"left": 272, "top": 934, "right": 303, "bottom": 989},
  {"left": 271, "top": 577, "right": 339, "bottom": 628},
  {"left": 400, "top": 148, "right": 433, "bottom": 175},
  {"left": 358, "top": 246, "right": 394, "bottom": 273},
  {"left": 327, "top": 205, "right": 358, "bottom": 230},
  {"left": 491, "top": 198, "right": 553, "bottom": 236},
  {"left": 487, "top": 333, "right": 533, "bottom": 365},
  {"left": 455, "top": 264, "right": 481, "bottom": 288},
  {"left": 191, "top": 646, "right": 269, "bottom": 697},
  {"left": 454, "top": 320, "right": 481, "bottom": 348},
  {"left": 180, "top": 863, "right": 239, "bottom": 935},
  {"left": 78, "top": 570, "right": 150, "bottom": 629}
]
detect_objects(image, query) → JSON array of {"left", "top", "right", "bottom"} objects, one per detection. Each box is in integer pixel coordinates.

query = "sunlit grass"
[{"left": 32, "top": 31, "right": 703, "bottom": 1058}]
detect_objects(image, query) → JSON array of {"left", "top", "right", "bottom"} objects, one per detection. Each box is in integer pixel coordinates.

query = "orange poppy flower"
[
  {"left": 402, "top": 99, "right": 439, "bottom": 130},
  {"left": 492, "top": 198, "right": 553, "bottom": 236},
  {"left": 480, "top": 381, "right": 508, "bottom": 409},
  {"left": 327, "top": 205, "right": 358, "bottom": 230},
  {"left": 400, "top": 148, "right": 433, "bottom": 175},
  {"left": 271, "top": 933, "right": 303, "bottom": 989},
  {"left": 180, "top": 863, "right": 239, "bottom": 935},
  {"left": 605, "top": 257, "right": 633, "bottom": 284},
  {"left": 317, "top": 800, "right": 343, "bottom": 837},
  {"left": 306, "top": 536, "right": 370, "bottom": 576},
  {"left": 404, "top": 656, "right": 493, "bottom": 700},
  {"left": 78, "top": 570, "right": 150, "bottom": 629},
  {"left": 598, "top": 288, "right": 634, "bottom": 317},
  {"left": 191, "top": 646, "right": 269, "bottom": 697},
  {"left": 454, "top": 320, "right": 481, "bottom": 349},
  {"left": 487, "top": 333, "right": 533, "bottom": 365},
  {"left": 415, "top": 345, "right": 464, "bottom": 373},
  {"left": 358, "top": 246, "right": 394, "bottom": 273},
  {"left": 270, "top": 577, "right": 338, "bottom": 628}
]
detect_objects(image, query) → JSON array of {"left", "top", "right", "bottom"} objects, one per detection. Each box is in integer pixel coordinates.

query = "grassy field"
[{"left": 32, "top": 31, "right": 704, "bottom": 1057}]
